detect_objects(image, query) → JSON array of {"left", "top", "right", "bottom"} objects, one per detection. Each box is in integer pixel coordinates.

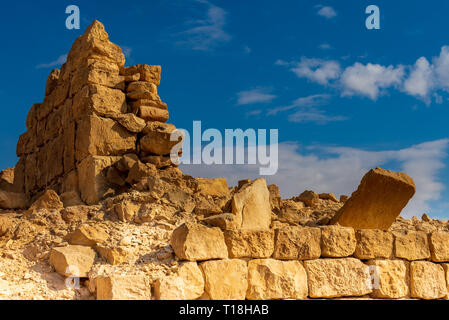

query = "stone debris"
[{"left": 0, "top": 20, "right": 448, "bottom": 301}]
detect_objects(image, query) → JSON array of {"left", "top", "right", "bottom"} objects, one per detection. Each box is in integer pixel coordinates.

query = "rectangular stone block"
[
  {"left": 200, "top": 259, "right": 248, "bottom": 300},
  {"left": 394, "top": 230, "right": 430, "bottom": 261},
  {"left": 70, "top": 66, "right": 125, "bottom": 96},
  {"left": 330, "top": 167, "right": 416, "bottom": 229},
  {"left": 304, "top": 258, "right": 372, "bottom": 298},
  {"left": 354, "top": 229, "right": 394, "bottom": 260},
  {"left": 272, "top": 226, "right": 321, "bottom": 260},
  {"left": 46, "top": 136, "right": 64, "bottom": 182},
  {"left": 170, "top": 222, "right": 228, "bottom": 261},
  {"left": 410, "top": 261, "right": 447, "bottom": 299},
  {"left": 96, "top": 275, "right": 151, "bottom": 300},
  {"left": 429, "top": 231, "right": 449, "bottom": 262},
  {"left": 320, "top": 225, "right": 356, "bottom": 258},
  {"left": 224, "top": 230, "right": 275, "bottom": 258},
  {"left": 366, "top": 260, "right": 409, "bottom": 299},
  {"left": 77, "top": 155, "right": 121, "bottom": 205},
  {"left": 75, "top": 115, "right": 137, "bottom": 161},
  {"left": 247, "top": 259, "right": 308, "bottom": 300},
  {"left": 72, "top": 84, "right": 127, "bottom": 119}
]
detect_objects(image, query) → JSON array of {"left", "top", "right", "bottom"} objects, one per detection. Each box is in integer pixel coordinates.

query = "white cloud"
[
  {"left": 237, "top": 88, "right": 276, "bottom": 105},
  {"left": 340, "top": 63, "right": 405, "bottom": 100},
  {"left": 403, "top": 57, "right": 434, "bottom": 101},
  {"left": 181, "top": 139, "right": 449, "bottom": 218},
  {"left": 177, "top": 0, "right": 231, "bottom": 51},
  {"left": 267, "top": 94, "right": 346, "bottom": 124},
  {"left": 36, "top": 54, "right": 67, "bottom": 69},
  {"left": 291, "top": 57, "right": 341, "bottom": 85},
  {"left": 316, "top": 6, "right": 337, "bottom": 19}
]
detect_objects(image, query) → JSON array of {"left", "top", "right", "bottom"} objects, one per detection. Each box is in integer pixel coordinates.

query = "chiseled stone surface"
[
  {"left": 410, "top": 261, "right": 447, "bottom": 300},
  {"left": 354, "top": 229, "right": 394, "bottom": 260},
  {"left": 200, "top": 259, "right": 248, "bottom": 300},
  {"left": 247, "top": 259, "right": 308, "bottom": 300},
  {"left": 304, "top": 258, "right": 372, "bottom": 298},
  {"left": 366, "top": 260, "right": 409, "bottom": 299},
  {"left": 393, "top": 230, "right": 431, "bottom": 261},
  {"left": 224, "top": 230, "right": 275, "bottom": 259},
  {"left": 320, "top": 225, "right": 356, "bottom": 258},
  {"left": 429, "top": 231, "right": 449, "bottom": 262},
  {"left": 272, "top": 226, "right": 321, "bottom": 260}
]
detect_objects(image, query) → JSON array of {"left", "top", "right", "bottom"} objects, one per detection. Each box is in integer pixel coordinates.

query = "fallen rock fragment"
[
  {"left": 49, "top": 245, "right": 96, "bottom": 277},
  {"left": 96, "top": 274, "right": 151, "bottom": 300}
]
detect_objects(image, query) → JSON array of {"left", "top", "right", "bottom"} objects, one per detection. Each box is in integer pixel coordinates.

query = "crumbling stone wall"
[{"left": 14, "top": 21, "right": 179, "bottom": 205}]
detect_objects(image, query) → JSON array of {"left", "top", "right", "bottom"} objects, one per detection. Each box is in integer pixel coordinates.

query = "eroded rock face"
[
  {"left": 320, "top": 226, "right": 356, "bottom": 258},
  {"left": 354, "top": 229, "right": 394, "bottom": 260},
  {"left": 330, "top": 167, "right": 416, "bottom": 230},
  {"left": 272, "top": 226, "right": 321, "bottom": 260},
  {"left": 429, "top": 232, "right": 449, "bottom": 262},
  {"left": 224, "top": 230, "right": 275, "bottom": 259},
  {"left": 304, "top": 258, "right": 372, "bottom": 298},
  {"left": 247, "top": 259, "right": 308, "bottom": 300},
  {"left": 393, "top": 230, "right": 431, "bottom": 261},
  {"left": 0, "top": 191, "right": 28, "bottom": 209}
]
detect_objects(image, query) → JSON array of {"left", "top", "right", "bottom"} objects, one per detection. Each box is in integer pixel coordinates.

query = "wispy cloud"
[
  {"left": 319, "top": 43, "right": 332, "bottom": 50},
  {"left": 277, "top": 58, "right": 341, "bottom": 85},
  {"left": 237, "top": 88, "right": 276, "bottom": 105},
  {"left": 181, "top": 139, "right": 449, "bottom": 218},
  {"left": 267, "top": 94, "right": 346, "bottom": 125},
  {"left": 316, "top": 5, "right": 337, "bottom": 19},
  {"left": 36, "top": 54, "right": 67, "bottom": 69},
  {"left": 176, "top": 0, "right": 231, "bottom": 51}
]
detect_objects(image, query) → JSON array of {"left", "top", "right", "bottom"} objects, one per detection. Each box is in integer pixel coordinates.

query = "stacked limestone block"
[
  {"left": 161, "top": 178, "right": 449, "bottom": 300},
  {"left": 14, "top": 21, "right": 180, "bottom": 205}
]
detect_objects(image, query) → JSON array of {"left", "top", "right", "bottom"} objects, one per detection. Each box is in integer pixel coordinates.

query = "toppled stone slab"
[
  {"left": 170, "top": 223, "right": 228, "bottom": 261},
  {"left": 66, "top": 225, "right": 109, "bottom": 247},
  {"left": 272, "top": 226, "right": 321, "bottom": 260},
  {"left": 304, "top": 258, "right": 372, "bottom": 298},
  {"left": 49, "top": 245, "right": 96, "bottom": 277},
  {"left": 224, "top": 230, "right": 275, "bottom": 258},
  {"left": 320, "top": 225, "right": 356, "bottom": 258},
  {"left": 247, "top": 259, "right": 308, "bottom": 300},
  {"left": 154, "top": 262, "right": 204, "bottom": 300},
  {"left": 354, "top": 229, "right": 394, "bottom": 260},
  {"left": 96, "top": 274, "right": 151, "bottom": 300},
  {"left": 200, "top": 259, "right": 248, "bottom": 300},
  {"left": 330, "top": 167, "right": 416, "bottom": 229},
  {"left": 410, "top": 261, "right": 447, "bottom": 300},
  {"left": 231, "top": 178, "right": 271, "bottom": 230}
]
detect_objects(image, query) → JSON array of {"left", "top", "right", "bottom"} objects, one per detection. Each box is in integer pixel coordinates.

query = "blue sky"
[{"left": 0, "top": 0, "right": 448, "bottom": 218}]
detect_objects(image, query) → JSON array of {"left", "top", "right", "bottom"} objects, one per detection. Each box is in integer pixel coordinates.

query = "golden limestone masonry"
[{"left": 1, "top": 21, "right": 449, "bottom": 301}]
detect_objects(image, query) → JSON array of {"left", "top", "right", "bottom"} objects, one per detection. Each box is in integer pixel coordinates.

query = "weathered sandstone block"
[
  {"left": 224, "top": 230, "right": 275, "bottom": 258},
  {"left": 247, "top": 259, "right": 308, "bottom": 300},
  {"left": 196, "top": 178, "right": 229, "bottom": 197},
  {"left": 231, "top": 178, "right": 271, "bottom": 230},
  {"left": 96, "top": 245, "right": 128, "bottom": 265},
  {"left": 304, "top": 258, "right": 372, "bottom": 298},
  {"left": 354, "top": 229, "right": 394, "bottom": 260},
  {"left": 76, "top": 115, "right": 136, "bottom": 161},
  {"left": 330, "top": 167, "right": 416, "bottom": 229},
  {"left": 295, "top": 190, "right": 319, "bottom": 207},
  {"left": 49, "top": 245, "right": 96, "bottom": 277},
  {"left": 121, "top": 64, "right": 161, "bottom": 86},
  {"left": 170, "top": 223, "right": 228, "bottom": 261},
  {"left": 320, "top": 225, "right": 356, "bottom": 258},
  {"left": 77, "top": 156, "right": 121, "bottom": 205},
  {"left": 272, "top": 226, "right": 321, "bottom": 260},
  {"left": 66, "top": 225, "right": 109, "bottom": 247},
  {"left": 137, "top": 106, "right": 169, "bottom": 122},
  {"left": 394, "top": 230, "right": 430, "bottom": 261},
  {"left": 28, "top": 189, "right": 63, "bottom": 213},
  {"left": 96, "top": 275, "right": 151, "bottom": 300},
  {"left": 410, "top": 261, "right": 447, "bottom": 299},
  {"left": 140, "top": 122, "right": 179, "bottom": 156},
  {"left": 154, "top": 262, "right": 204, "bottom": 300},
  {"left": 200, "top": 259, "right": 248, "bottom": 300},
  {"left": 72, "top": 84, "right": 127, "bottom": 119},
  {"left": 268, "top": 184, "right": 281, "bottom": 212},
  {"left": 429, "top": 231, "right": 449, "bottom": 262},
  {"left": 366, "top": 260, "right": 409, "bottom": 299}
]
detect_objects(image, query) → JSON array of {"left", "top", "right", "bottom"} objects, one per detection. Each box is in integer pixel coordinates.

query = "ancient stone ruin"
[{"left": 1, "top": 21, "right": 449, "bottom": 301}]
